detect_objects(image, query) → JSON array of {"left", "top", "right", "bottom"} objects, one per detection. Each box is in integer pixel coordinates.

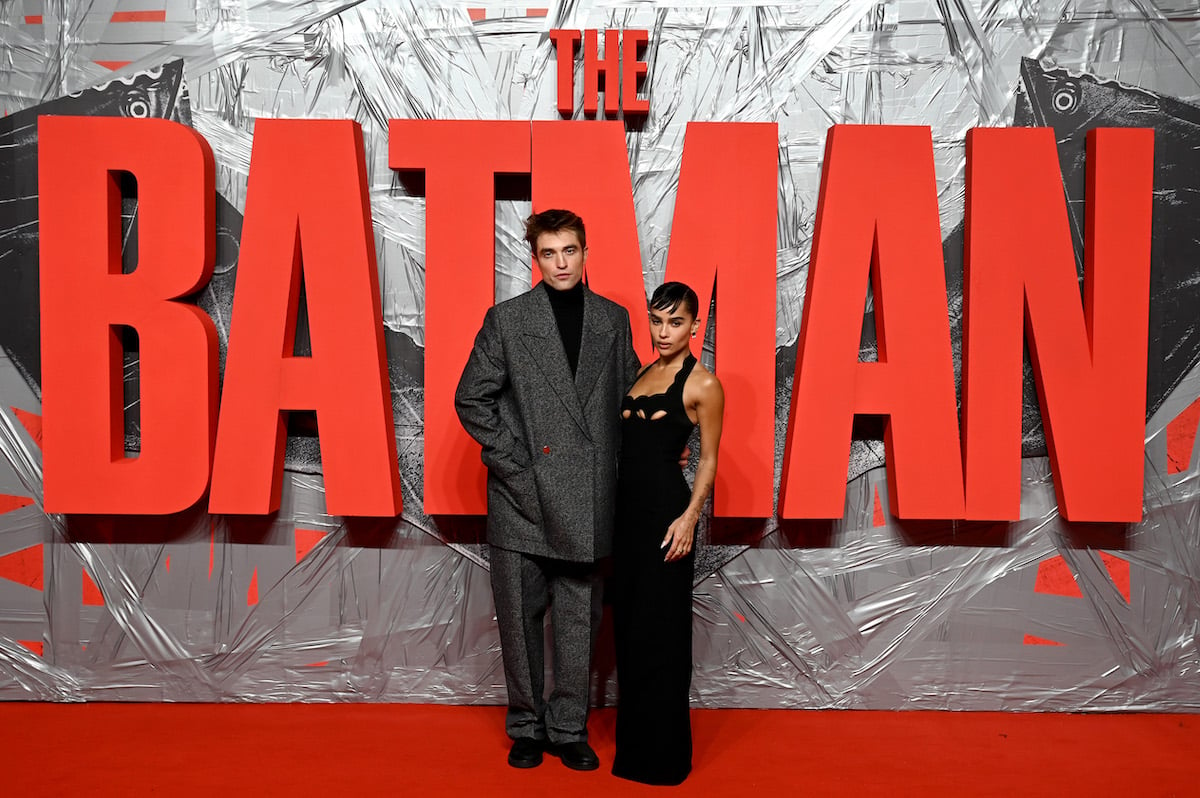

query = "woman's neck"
[{"left": 655, "top": 348, "right": 692, "bottom": 370}]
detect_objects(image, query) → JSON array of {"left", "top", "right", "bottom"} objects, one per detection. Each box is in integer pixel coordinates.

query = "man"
[{"left": 455, "top": 209, "right": 640, "bottom": 770}]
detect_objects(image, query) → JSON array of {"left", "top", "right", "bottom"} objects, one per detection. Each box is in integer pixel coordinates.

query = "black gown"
[{"left": 612, "top": 354, "right": 697, "bottom": 786}]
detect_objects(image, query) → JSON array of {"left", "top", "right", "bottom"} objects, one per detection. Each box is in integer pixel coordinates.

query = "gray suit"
[{"left": 456, "top": 284, "right": 640, "bottom": 743}]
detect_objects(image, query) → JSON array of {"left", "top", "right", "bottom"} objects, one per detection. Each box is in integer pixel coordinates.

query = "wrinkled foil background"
[{"left": 1, "top": 0, "right": 1200, "bottom": 709}]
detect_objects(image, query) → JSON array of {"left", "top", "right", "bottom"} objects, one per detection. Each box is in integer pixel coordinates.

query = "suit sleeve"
[
  {"left": 621, "top": 307, "right": 642, "bottom": 387},
  {"left": 455, "top": 307, "right": 527, "bottom": 479}
]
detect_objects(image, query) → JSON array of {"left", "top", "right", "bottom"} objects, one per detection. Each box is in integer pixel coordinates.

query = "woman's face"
[{"left": 648, "top": 303, "right": 699, "bottom": 358}]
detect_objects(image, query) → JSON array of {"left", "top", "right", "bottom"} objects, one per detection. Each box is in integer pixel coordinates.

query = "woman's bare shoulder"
[{"left": 685, "top": 362, "right": 723, "bottom": 399}]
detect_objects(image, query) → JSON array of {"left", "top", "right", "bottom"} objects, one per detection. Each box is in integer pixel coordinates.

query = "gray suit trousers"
[{"left": 489, "top": 546, "right": 602, "bottom": 744}]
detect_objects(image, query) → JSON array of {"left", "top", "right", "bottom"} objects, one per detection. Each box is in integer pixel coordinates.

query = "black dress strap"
[
  {"left": 628, "top": 353, "right": 696, "bottom": 402},
  {"left": 633, "top": 360, "right": 656, "bottom": 383},
  {"left": 667, "top": 354, "right": 697, "bottom": 397}
]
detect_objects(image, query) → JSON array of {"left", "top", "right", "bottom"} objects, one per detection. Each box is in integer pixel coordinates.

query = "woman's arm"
[{"left": 662, "top": 370, "right": 725, "bottom": 562}]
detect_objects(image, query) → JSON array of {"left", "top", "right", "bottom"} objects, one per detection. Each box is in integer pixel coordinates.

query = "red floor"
[{"left": 2, "top": 704, "right": 1197, "bottom": 796}]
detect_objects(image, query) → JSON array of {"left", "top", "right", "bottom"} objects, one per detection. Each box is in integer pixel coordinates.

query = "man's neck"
[
  {"left": 543, "top": 280, "right": 584, "bottom": 376},
  {"left": 543, "top": 280, "right": 584, "bottom": 301}
]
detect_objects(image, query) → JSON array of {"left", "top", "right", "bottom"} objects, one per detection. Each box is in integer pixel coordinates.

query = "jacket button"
[{"left": 543, "top": 446, "right": 551, "bottom": 455}]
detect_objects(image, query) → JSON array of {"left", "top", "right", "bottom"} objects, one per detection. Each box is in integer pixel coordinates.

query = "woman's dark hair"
[
  {"left": 649, "top": 281, "right": 699, "bottom": 319},
  {"left": 524, "top": 209, "right": 586, "bottom": 252}
]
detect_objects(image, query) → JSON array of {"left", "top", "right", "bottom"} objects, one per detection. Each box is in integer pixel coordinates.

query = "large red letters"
[
  {"left": 389, "top": 120, "right": 530, "bottom": 516},
  {"left": 660, "top": 123, "right": 777, "bottom": 517},
  {"left": 208, "top": 119, "right": 401, "bottom": 516},
  {"left": 961, "top": 128, "right": 1152, "bottom": 522},
  {"left": 531, "top": 122, "right": 647, "bottom": 345},
  {"left": 780, "top": 126, "right": 965, "bottom": 520},
  {"left": 36, "top": 118, "right": 1154, "bottom": 523},
  {"left": 408, "top": 120, "right": 778, "bottom": 516},
  {"left": 534, "top": 122, "right": 777, "bottom": 518},
  {"left": 534, "top": 121, "right": 777, "bottom": 517},
  {"left": 39, "top": 116, "right": 218, "bottom": 513},
  {"left": 780, "top": 125, "right": 1152, "bottom": 521}
]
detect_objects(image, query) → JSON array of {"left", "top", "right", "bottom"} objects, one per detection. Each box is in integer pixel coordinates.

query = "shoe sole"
[
  {"left": 508, "top": 756, "right": 543, "bottom": 769},
  {"left": 559, "top": 760, "right": 599, "bottom": 771},
  {"left": 547, "top": 751, "right": 599, "bottom": 771}
]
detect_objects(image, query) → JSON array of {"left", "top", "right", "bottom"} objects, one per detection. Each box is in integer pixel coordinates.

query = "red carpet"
[{"left": 2, "top": 704, "right": 1196, "bottom": 796}]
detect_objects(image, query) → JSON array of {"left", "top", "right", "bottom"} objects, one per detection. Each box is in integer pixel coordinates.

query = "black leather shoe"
[
  {"left": 508, "top": 737, "right": 544, "bottom": 769},
  {"left": 547, "top": 741, "right": 599, "bottom": 771}
]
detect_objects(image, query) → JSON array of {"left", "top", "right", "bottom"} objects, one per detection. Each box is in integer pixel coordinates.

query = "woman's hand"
[
  {"left": 661, "top": 509, "right": 699, "bottom": 561},
  {"left": 678, "top": 445, "right": 691, "bottom": 469}
]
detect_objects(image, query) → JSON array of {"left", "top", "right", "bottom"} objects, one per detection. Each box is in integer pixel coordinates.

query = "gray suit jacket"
[{"left": 455, "top": 284, "right": 641, "bottom": 561}]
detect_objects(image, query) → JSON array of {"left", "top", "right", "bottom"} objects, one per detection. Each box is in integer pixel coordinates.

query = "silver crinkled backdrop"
[{"left": 1, "top": 0, "right": 1199, "bottom": 709}]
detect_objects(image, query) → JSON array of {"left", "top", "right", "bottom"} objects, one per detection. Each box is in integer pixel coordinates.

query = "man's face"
[{"left": 534, "top": 230, "right": 587, "bottom": 291}]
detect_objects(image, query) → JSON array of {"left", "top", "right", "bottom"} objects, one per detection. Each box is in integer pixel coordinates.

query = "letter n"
[
  {"left": 780, "top": 125, "right": 964, "bottom": 519},
  {"left": 39, "top": 116, "right": 218, "bottom": 514},
  {"left": 962, "top": 128, "right": 1152, "bottom": 521},
  {"left": 209, "top": 119, "right": 401, "bottom": 516}
]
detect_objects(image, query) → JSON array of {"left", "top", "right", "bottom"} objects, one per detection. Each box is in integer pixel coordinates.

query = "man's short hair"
[{"left": 524, "top": 209, "right": 587, "bottom": 253}]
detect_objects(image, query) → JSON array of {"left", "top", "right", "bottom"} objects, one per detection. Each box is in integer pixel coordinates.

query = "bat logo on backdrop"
[{"left": 11, "top": 59, "right": 1170, "bottom": 524}]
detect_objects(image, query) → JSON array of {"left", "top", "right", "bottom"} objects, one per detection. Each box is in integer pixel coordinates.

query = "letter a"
[
  {"left": 209, "top": 120, "right": 401, "bottom": 516},
  {"left": 780, "top": 125, "right": 964, "bottom": 519}
]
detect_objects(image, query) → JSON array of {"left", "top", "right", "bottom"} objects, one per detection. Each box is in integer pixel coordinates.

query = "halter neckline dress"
[{"left": 611, "top": 353, "right": 697, "bottom": 786}]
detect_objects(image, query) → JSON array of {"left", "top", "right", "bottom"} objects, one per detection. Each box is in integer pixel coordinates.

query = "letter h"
[{"left": 584, "top": 29, "right": 622, "bottom": 117}]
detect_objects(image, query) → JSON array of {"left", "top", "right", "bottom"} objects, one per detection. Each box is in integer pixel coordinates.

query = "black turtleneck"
[{"left": 544, "top": 280, "right": 584, "bottom": 376}]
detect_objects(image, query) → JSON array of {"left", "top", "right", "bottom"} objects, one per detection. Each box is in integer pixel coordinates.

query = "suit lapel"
[
  {"left": 575, "top": 288, "right": 616, "bottom": 411},
  {"left": 519, "top": 286, "right": 588, "bottom": 434}
]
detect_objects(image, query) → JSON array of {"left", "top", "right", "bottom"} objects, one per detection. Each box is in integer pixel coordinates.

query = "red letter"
[
  {"left": 621, "top": 30, "right": 649, "bottom": 116},
  {"left": 535, "top": 121, "right": 777, "bottom": 518},
  {"left": 209, "top": 120, "right": 401, "bottom": 516},
  {"left": 550, "top": 29, "right": 581, "bottom": 116},
  {"left": 39, "top": 116, "right": 217, "bottom": 514},
  {"left": 391, "top": 120, "right": 531, "bottom": 515},
  {"left": 780, "top": 125, "right": 965, "bottom": 519},
  {"left": 962, "top": 128, "right": 1152, "bottom": 521},
  {"left": 533, "top": 121, "right": 647, "bottom": 351},
  {"left": 662, "top": 123, "right": 776, "bottom": 517},
  {"left": 583, "top": 29, "right": 621, "bottom": 118}
]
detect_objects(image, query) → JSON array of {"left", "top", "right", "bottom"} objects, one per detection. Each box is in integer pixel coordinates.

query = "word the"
[{"left": 549, "top": 29, "right": 649, "bottom": 117}]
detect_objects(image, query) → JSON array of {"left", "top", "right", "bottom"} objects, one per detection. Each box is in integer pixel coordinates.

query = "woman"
[{"left": 611, "top": 281, "right": 725, "bottom": 786}]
